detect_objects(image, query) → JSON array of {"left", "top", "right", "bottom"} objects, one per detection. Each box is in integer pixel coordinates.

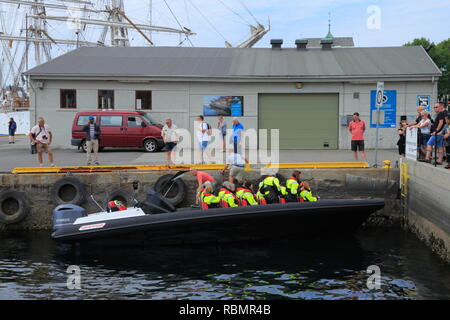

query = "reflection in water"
[{"left": 0, "top": 228, "right": 449, "bottom": 300}]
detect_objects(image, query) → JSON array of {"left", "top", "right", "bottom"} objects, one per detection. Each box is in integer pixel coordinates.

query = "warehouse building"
[{"left": 25, "top": 38, "right": 442, "bottom": 149}]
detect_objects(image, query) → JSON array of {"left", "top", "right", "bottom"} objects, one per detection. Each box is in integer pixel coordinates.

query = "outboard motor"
[
  {"left": 140, "top": 189, "right": 176, "bottom": 214},
  {"left": 52, "top": 204, "right": 88, "bottom": 232}
]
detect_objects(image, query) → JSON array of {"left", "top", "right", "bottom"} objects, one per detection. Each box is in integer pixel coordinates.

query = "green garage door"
[{"left": 258, "top": 93, "right": 339, "bottom": 149}]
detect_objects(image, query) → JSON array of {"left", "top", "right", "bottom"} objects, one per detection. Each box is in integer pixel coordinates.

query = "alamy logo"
[
  {"left": 366, "top": 265, "right": 381, "bottom": 290},
  {"left": 367, "top": 5, "right": 381, "bottom": 30},
  {"left": 67, "top": 265, "right": 81, "bottom": 290}
]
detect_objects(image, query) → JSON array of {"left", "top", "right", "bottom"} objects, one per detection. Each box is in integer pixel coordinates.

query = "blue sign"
[
  {"left": 417, "top": 95, "right": 431, "bottom": 112},
  {"left": 370, "top": 90, "right": 397, "bottom": 128}
]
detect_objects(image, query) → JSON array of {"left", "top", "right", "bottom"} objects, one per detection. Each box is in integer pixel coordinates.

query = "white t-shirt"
[
  {"left": 197, "top": 122, "right": 210, "bottom": 142},
  {"left": 419, "top": 119, "right": 431, "bottom": 135},
  {"left": 162, "top": 124, "right": 178, "bottom": 143},
  {"left": 30, "top": 124, "right": 52, "bottom": 144}
]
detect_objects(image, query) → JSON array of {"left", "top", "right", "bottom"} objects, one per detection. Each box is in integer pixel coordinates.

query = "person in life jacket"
[
  {"left": 258, "top": 174, "right": 282, "bottom": 204},
  {"left": 299, "top": 181, "right": 318, "bottom": 202},
  {"left": 236, "top": 181, "right": 258, "bottom": 206},
  {"left": 200, "top": 184, "right": 221, "bottom": 209},
  {"left": 218, "top": 182, "right": 239, "bottom": 208},
  {"left": 108, "top": 200, "right": 127, "bottom": 212},
  {"left": 285, "top": 170, "right": 302, "bottom": 202}
]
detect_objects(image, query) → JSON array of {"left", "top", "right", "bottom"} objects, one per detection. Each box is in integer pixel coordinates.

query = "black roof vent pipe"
[{"left": 270, "top": 39, "right": 283, "bottom": 49}]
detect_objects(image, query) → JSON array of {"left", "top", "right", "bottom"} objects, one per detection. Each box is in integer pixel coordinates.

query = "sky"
[{"left": 119, "top": 0, "right": 450, "bottom": 48}]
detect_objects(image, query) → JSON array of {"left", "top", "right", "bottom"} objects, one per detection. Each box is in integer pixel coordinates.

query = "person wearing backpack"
[
  {"left": 8, "top": 117, "right": 17, "bottom": 144},
  {"left": 196, "top": 115, "right": 211, "bottom": 164}
]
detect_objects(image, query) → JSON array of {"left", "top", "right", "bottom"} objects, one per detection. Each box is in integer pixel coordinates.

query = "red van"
[{"left": 71, "top": 111, "right": 164, "bottom": 153}]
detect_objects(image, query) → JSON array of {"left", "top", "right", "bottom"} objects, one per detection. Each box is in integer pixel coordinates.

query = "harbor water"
[{"left": 0, "top": 227, "right": 449, "bottom": 300}]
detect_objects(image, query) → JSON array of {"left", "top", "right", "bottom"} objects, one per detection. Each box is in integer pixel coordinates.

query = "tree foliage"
[{"left": 405, "top": 38, "right": 450, "bottom": 97}]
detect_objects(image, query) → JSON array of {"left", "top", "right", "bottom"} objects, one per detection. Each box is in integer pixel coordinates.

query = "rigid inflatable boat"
[{"left": 52, "top": 189, "right": 385, "bottom": 247}]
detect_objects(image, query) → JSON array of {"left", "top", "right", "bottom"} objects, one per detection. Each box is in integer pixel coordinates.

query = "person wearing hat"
[{"left": 82, "top": 116, "right": 101, "bottom": 166}]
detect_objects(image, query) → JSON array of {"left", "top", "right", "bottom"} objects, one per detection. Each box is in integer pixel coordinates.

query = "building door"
[
  {"left": 99, "top": 115, "right": 127, "bottom": 147},
  {"left": 258, "top": 93, "right": 339, "bottom": 149}
]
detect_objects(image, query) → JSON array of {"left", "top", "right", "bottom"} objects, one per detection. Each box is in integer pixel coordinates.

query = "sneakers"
[
  {"left": 95, "top": 162, "right": 100, "bottom": 166},
  {"left": 87, "top": 162, "right": 92, "bottom": 166}
]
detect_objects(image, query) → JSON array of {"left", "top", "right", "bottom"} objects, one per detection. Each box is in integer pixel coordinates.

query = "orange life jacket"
[{"left": 108, "top": 201, "right": 126, "bottom": 212}]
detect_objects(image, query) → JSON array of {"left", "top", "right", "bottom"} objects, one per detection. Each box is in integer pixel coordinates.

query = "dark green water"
[{"left": 0, "top": 228, "right": 449, "bottom": 300}]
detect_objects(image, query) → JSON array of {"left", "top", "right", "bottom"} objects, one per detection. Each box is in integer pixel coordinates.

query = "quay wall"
[
  {"left": 0, "top": 168, "right": 400, "bottom": 231},
  {"left": 402, "top": 159, "right": 450, "bottom": 263}
]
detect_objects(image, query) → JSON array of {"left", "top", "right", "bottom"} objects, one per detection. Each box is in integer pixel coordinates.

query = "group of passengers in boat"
[{"left": 193, "top": 169, "right": 318, "bottom": 210}]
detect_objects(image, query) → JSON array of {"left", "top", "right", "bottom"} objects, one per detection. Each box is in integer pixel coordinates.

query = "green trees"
[{"left": 405, "top": 38, "right": 450, "bottom": 98}]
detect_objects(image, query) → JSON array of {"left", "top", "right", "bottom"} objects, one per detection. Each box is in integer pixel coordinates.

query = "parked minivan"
[{"left": 71, "top": 111, "right": 164, "bottom": 153}]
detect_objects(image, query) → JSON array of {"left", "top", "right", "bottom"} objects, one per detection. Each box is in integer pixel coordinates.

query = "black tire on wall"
[
  {"left": 0, "top": 190, "right": 31, "bottom": 225},
  {"left": 154, "top": 174, "right": 187, "bottom": 207},
  {"left": 104, "top": 189, "right": 136, "bottom": 208},
  {"left": 51, "top": 177, "right": 87, "bottom": 206}
]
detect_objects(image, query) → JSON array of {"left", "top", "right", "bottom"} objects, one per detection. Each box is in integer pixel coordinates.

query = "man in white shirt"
[
  {"left": 29, "top": 117, "right": 56, "bottom": 167},
  {"left": 162, "top": 118, "right": 179, "bottom": 164},
  {"left": 196, "top": 115, "right": 211, "bottom": 164},
  {"left": 221, "top": 151, "right": 248, "bottom": 184}
]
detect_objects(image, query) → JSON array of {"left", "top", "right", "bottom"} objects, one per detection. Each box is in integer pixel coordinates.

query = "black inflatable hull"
[{"left": 52, "top": 199, "right": 385, "bottom": 247}]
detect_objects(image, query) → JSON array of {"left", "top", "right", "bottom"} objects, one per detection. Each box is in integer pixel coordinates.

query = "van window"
[
  {"left": 127, "top": 116, "right": 144, "bottom": 127},
  {"left": 100, "top": 116, "right": 123, "bottom": 127},
  {"left": 77, "top": 115, "right": 96, "bottom": 126}
]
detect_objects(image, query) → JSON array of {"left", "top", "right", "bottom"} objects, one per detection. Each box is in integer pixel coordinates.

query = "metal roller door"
[{"left": 258, "top": 93, "right": 339, "bottom": 149}]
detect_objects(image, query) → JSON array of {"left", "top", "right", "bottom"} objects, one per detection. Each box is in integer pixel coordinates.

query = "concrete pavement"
[{"left": 0, "top": 136, "right": 401, "bottom": 173}]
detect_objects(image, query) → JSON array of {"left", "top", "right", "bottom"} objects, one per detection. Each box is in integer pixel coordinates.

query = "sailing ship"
[{"left": 0, "top": 0, "right": 269, "bottom": 112}]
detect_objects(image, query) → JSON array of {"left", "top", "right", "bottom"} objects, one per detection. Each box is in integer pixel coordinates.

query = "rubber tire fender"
[
  {"left": 154, "top": 174, "right": 187, "bottom": 207},
  {"left": 51, "top": 177, "right": 87, "bottom": 206},
  {"left": 104, "top": 189, "right": 135, "bottom": 209},
  {"left": 0, "top": 190, "right": 31, "bottom": 225}
]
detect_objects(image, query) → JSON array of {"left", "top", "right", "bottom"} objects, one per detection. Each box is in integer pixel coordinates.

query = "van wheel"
[
  {"left": 144, "top": 139, "right": 158, "bottom": 153},
  {"left": 81, "top": 140, "right": 87, "bottom": 153}
]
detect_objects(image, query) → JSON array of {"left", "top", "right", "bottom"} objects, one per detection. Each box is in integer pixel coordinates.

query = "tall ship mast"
[{"left": 0, "top": 0, "right": 269, "bottom": 112}]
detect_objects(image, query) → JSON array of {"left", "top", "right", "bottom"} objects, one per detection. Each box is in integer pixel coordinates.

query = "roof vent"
[
  {"left": 270, "top": 39, "right": 283, "bottom": 49},
  {"left": 295, "top": 39, "right": 308, "bottom": 50},
  {"left": 320, "top": 38, "right": 333, "bottom": 50}
]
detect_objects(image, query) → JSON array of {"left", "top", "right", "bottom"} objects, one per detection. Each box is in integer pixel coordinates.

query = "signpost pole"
[{"left": 374, "top": 82, "right": 384, "bottom": 168}]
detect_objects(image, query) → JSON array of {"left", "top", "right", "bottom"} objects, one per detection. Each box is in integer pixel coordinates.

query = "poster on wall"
[
  {"left": 203, "top": 96, "right": 244, "bottom": 117},
  {"left": 417, "top": 95, "right": 431, "bottom": 112},
  {"left": 370, "top": 90, "right": 397, "bottom": 128}
]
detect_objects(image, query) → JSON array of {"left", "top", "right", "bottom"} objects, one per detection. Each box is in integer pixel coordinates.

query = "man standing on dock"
[
  {"left": 348, "top": 112, "right": 367, "bottom": 163},
  {"left": 82, "top": 116, "right": 101, "bottom": 166},
  {"left": 29, "top": 117, "right": 55, "bottom": 167}
]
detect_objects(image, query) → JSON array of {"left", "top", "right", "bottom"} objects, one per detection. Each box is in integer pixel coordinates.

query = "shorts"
[
  {"left": 165, "top": 142, "right": 177, "bottom": 152},
  {"left": 8, "top": 129, "right": 15, "bottom": 136},
  {"left": 427, "top": 135, "right": 444, "bottom": 148},
  {"left": 230, "top": 165, "right": 245, "bottom": 182},
  {"left": 351, "top": 140, "right": 365, "bottom": 152},
  {"left": 36, "top": 142, "right": 51, "bottom": 153},
  {"left": 199, "top": 141, "right": 209, "bottom": 151},
  {"left": 421, "top": 134, "right": 431, "bottom": 147}
]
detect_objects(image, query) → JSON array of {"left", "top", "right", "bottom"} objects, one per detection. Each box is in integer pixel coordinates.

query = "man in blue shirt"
[{"left": 231, "top": 118, "right": 244, "bottom": 154}]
